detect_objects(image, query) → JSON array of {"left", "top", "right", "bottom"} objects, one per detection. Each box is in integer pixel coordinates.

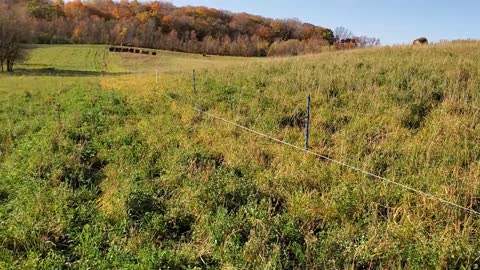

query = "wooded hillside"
[{"left": 4, "top": 0, "right": 338, "bottom": 56}]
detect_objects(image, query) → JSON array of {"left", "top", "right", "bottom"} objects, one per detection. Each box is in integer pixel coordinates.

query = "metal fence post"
[
  {"left": 55, "top": 104, "right": 62, "bottom": 132},
  {"left": 192, "top": 69, "right": 196, "bottom": 94},
  {"left": 304, "top": 94, "right": 311, "bottom": 150}
]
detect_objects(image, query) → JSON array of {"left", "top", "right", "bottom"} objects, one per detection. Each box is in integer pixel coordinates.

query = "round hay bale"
[{"left": 413, "top": 37, "right": 428, "bottom": 45}]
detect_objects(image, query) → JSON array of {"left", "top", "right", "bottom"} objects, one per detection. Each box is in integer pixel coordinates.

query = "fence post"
[
  {"left": 304, "top": 94, "right": 311, "bottom": 150},
  {"left": 56, "top": 104, "right": 62, "bottom": 131},
  {"left": 192, "top": 69, "right": 196, "bottom": 94}
]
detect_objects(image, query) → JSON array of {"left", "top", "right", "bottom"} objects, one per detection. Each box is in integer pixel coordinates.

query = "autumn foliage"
[{"left": 21, "top": 0, "right": 335, "bottom": 56}]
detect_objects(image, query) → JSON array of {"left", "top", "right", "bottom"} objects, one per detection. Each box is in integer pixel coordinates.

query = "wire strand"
[{"left": 162, "top": 92, "right": 480, "bottom": 216}]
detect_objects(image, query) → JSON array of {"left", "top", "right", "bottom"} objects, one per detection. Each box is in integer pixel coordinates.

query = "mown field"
[{"left": 1, "top": 42, "right": 480, "bottom": 269}]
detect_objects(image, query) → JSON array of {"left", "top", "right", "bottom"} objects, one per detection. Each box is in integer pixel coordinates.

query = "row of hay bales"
[{"left": 108, "top": 46, "right": 157, "bottom": 56}]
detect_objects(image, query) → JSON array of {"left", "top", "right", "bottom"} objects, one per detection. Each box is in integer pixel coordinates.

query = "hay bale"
[{"left": 413, "top": 37, "right": 428, "bottom": 45}]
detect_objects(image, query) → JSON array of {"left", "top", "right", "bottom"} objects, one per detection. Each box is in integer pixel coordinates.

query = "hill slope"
[
  {"left": 1, "top": 42, "right": 480, "bottom": 268},
  {"left": 13, "top": 0, "right": 335, "bottom": 56}
]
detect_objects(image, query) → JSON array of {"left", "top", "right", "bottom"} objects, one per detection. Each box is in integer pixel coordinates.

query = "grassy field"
[
  {"left": 18, "top": 45, "right": 118, "bottom": 72},
  {"left": 1, "top": 43, "right": 480, "bottom": 269}
]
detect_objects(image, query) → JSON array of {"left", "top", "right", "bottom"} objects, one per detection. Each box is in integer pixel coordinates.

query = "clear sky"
[{"left": 169, "top": 0, "right": 480, "bottom": 45}]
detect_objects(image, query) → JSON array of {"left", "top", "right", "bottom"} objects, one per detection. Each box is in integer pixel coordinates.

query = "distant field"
[
  {"left": 16, "top": 44, "right": 252, "bottom": 74},
  {"left": 109, "top": 48, "right": 256, "bottom": 73},
  {"left": 1, "top": 42, "right": 480, "bottom": 269},
  {"left": 1, "top": 44, "right": 253, "bottom": 96},
  {"left": 18, "top": 45, "right": 117, "bottom": 72}
]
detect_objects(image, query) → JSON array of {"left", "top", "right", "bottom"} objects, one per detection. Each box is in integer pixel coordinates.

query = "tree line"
[
  {"left": 26, "top": 0, "right": 338, "bottom": 57},
  {"left": 1, "top": 0, "right": 380, "bottom": 71}
]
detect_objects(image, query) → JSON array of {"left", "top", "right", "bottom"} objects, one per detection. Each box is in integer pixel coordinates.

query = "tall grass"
[{"left": 1, "top": 42, "right": 480, "bottom": 269}]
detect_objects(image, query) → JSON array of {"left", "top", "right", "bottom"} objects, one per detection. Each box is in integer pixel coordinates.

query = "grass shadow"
[{"left": 7, "top": 68, "right": 130, "bottom": 77}]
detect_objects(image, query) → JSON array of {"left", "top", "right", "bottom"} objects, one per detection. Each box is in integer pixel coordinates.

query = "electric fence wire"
[{"left": 161, "top": 92, "right": 480, "bottom": 217}]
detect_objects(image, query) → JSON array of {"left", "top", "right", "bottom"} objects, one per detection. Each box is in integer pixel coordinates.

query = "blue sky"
[{"left": 170, "top": 0, "right": 480, "bottom": 45}]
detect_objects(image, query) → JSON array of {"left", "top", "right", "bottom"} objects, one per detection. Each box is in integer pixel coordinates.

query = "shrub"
[{"left": 268, "top": 40, "right": 305, "bottom": 56}]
